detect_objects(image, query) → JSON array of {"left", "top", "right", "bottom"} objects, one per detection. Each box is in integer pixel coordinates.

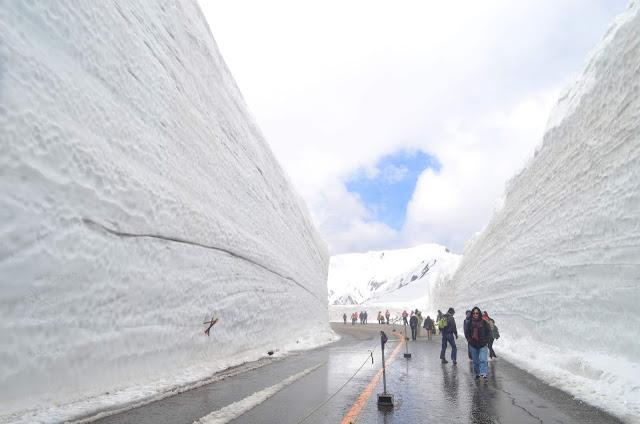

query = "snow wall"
[
  {"left": 0, "top": 2, "right": 331, "bottom": 422},
  {"left": 437, "top": 3, "right": 640, "bottom": 422}
]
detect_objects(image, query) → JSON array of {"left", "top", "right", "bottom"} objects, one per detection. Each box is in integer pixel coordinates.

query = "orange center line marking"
[{"left": 340, "top": 337, "right": 405, "bottom": 424}]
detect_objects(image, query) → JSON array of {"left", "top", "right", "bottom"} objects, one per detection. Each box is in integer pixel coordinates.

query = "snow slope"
[
  {"left": 437, "top": 2, "right": 640, "bottom": 422},
  {"left": 0, "top": 1, "right": 331, "bottom": 422},
  {"left": 327, "top": 244, "right": 461, "bottom": 318}
]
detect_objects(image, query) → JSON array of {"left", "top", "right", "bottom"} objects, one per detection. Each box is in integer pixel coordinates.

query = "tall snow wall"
[
  {"left": 438, "top": 3, "right": 640, "bottom": 421},
  {"left": 0, "top": 1, "right": 331, "bottom": 422}
]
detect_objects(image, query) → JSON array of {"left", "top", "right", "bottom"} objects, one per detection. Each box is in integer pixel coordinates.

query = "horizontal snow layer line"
[
  {"left": 82, "top": 218, "right": 321, "bottom": 301},
  {"left": 193, "top": 362, "right": 325, "bottom": 424}
]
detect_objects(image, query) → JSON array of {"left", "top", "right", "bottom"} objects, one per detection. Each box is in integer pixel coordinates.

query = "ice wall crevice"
[{"left": 82, "top": 218, "right": 322, "bottom": 302}]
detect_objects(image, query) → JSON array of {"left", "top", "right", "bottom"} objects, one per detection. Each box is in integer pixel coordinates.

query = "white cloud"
[
  {"left": 199, "top": 0, "right": 627, "bottom": 254},
  {"left": 307, "top": 181, "right": 400, "bottom": 253},
  {"left": 403, "top": 92, "right": 558, "bottom": 252}
]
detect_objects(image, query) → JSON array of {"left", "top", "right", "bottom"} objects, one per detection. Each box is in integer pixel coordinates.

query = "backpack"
[
  {"left": 493, "top": 325, "right": 500, "bottom": 339},
  {"left": 437, "top": 317, "right": 448, "bottom": 330}
]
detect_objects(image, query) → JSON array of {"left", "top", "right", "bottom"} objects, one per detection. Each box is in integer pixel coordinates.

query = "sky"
[{"left": 198, "top": 0, "right": 628, "bottom": 254}]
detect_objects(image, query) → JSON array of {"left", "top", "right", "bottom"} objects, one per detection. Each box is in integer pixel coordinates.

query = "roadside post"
[
  {"left": 403, "top": 322, "right": 411, "bottom": 359},
  {"left": 377, "top": 331, "right": 394, "bottom": 408}
]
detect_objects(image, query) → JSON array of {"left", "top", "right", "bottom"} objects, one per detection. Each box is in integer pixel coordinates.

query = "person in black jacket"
[
  {"left": 423, "top": 315, "right": 434, "bottom": 340},
  {"left": 464, "top": 306, "right": 492, "bottom": 379},
  {"left": 464, "top": 310, "right": 472, "bottom": 360},
  {"left": 440, "top": 307, "right": 458, "bottom": 364},
  {"left": 409, "top": 313, "right": 419, "bottom": 340}
]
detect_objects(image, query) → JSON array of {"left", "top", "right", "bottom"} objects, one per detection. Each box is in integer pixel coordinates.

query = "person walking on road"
[
  {"left": 402, "top": 309, "right": 409, "bottom": 325},
  {"left": 464, "top": 306, "right": 492, "bottom": 379},
  {"left": 436, "top": 310, "right": 443, "bottom": 335},
  {"left": 483, "top": 312, "right": 498, "bottom": 359},
  {"left": 423, "top": 315, "right": 434, "bottom": 340},
  {"left": 385, "top": 309, "right": 390, "bottom": 324},
  {"left": 464, "top": 310, "right": 472, "bottom": 361},
  {"left": 409, "top": 312, "right": 419, "bottom": 340},
  {"left": 416, "top": 309, "right": 423, "bottom": 337},
  {"left": 439, "top": 307, "right": 458, "bottom": 364},
  {"left": 343, "top": 313, "right": 347, "bottom": 325}
]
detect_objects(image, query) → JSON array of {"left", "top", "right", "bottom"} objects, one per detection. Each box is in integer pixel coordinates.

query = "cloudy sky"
[{"left": 199, "top": 0, "right": 628, "bottom": 254}]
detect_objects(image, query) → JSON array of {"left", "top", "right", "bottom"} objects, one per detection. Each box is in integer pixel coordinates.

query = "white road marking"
[{"left": 193, "top": 362, "right": 324, "bottom": 424}]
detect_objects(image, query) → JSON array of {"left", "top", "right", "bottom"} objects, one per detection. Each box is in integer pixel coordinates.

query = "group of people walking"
[
  {"left": 405, "top": 308, "right": 432, "bottom": 341},
  {"left": 377, "top": 310, "right": 391, "bottom": 324},
  {"left": 435, "top": 306, "right": 501, "bottom": 379},
  {"left": 342, "top": 306, "right": 501, "bottom": 381},
  {"left": 342, "top": 306, "right": 500, "bottom": 381},
  {"left": 345, "top": 311, "right": 370, "bottom": 325},
  {"left": 343, "top": 309, "right": 393, "bottom": 325}
]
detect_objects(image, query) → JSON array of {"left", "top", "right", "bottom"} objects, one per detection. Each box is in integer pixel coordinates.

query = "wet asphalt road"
[{"left": 92, "top": 323, "right": 622, "bottom": 424}]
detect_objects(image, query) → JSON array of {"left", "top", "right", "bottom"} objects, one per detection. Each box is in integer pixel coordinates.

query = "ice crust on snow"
[
  {"left": 0, "top": 1, "right": 331, "bottom": 422},
  {"left": 437, "top": 3, "right": 640, "bottom": 422},
  {"left": 327, "top": 244, "right": 461, "bottom": 319}
]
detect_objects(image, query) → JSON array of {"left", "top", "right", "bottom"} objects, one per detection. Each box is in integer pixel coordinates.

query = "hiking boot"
[
  {"left": 452, "top": 361, "right": 457, "bottom": 365},
  {"left": 475, "top": 375, "right": 480, "bottom": 380},
  {"left": 482, "top": 374, "right": 487, "bottom": 379},
  {"left": 441, "top": 358, "right": 448, "bottom": 364}
]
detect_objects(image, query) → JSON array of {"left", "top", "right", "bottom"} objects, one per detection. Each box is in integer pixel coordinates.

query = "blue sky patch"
[{"left": 346, "top": 150, "right": 440, "bottom": 230}]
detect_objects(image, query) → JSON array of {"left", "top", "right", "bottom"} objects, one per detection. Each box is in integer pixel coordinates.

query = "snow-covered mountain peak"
[{"left": 328, "top": 244, "right": 461, "bottom": 309}]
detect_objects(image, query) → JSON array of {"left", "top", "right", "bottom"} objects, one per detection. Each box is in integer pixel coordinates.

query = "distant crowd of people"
[
  {"left": 344, "top": 309, "right": 392, "bottom": 325},
  {"left": 341, "top": 305, "right": 501, "bottom": 380}
]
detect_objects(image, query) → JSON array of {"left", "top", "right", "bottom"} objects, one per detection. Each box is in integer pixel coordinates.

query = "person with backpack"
[
  {"left": 439, "top": 307, "right": 458, "bottom": 364},
  {"left": 385, "top": 309, "right": 390, "bottom": 324},
  {"left": 464, "top": 306, "right": 492, "bottom": 379},
  {"left": 409, "top": 312, "right": 419, "bottom": 340},
  {"left": 423, "top": 315, "right": 434, "bottom": 340},
  {"left": 343, "top": 312, "right": 347, "bottom": 325},
  {"left": 363, "top": 310, "right": 368, "bottom": 325},
  {"left": 402, "top": 310, "right": 409, "bottom": 325},
  {"left": 483, "top": 312, "right": 499, "bottom": 358},
  {"left": 436, "top": 310, "right": 443, "bottom": 335},
  {"left": 464, "top": 310, "right": 472, "bottom": 361}
]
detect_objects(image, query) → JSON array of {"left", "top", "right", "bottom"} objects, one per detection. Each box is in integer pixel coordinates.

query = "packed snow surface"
[
  {"left": 438, "top": 3, "right": 640, "bottom": 422},
  {"left": 327, "top": 244, "right": 461, "bottom": 320},
  {"left": 0, "top": 1, "right": 331, "bottom": 423}
]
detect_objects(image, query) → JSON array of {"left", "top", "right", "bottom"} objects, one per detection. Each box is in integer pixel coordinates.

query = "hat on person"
[{"left": 447, "top": 307, "right": 455, "bottom": 314}]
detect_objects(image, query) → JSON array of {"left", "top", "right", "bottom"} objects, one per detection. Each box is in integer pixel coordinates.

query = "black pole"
[
  {"left": 377, "top": 331, "right": 394, "bottom": 408},
  {"left": 380, "top": 331, "right": 387, "bottom": 394}
]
